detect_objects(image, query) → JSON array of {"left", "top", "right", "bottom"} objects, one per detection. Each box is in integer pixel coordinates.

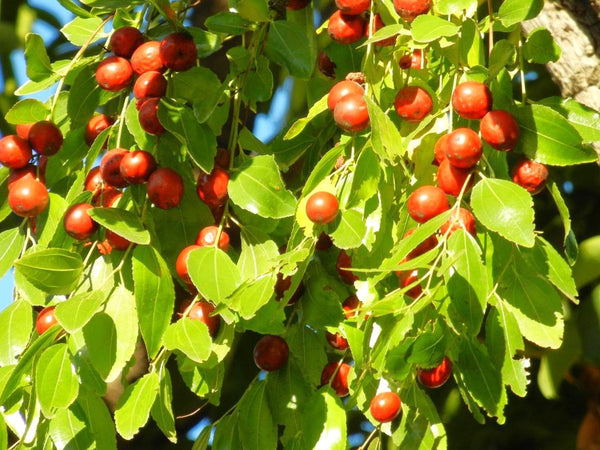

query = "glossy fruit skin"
[
  {"left": 511, "top": 159, "right": 548, "bottom": 195},
  {"left": 8, "top": 164, "right": 39, "bottom": 190},
  {"left": 452, "top": 81, "right": 493, "bottom": 120},
  {"left": 370, "top": 392, "right": 401, "bottom": 423},
  {"left": 407, "top": 185, "right": 449, "bottom": 223},
  {"left": 403, "top": 228, "right": 438, "bottom": 259},
  {"left": 328, "top": 10, "right": 366, "bottom": 45},
  {"left": 437, "top": 159, "right": 474, "bottom": 197},
  {"left": 0, "top": 135, "right": 32, "bottom": 169},
  {"left": 105, "top": 229, "right": 131, "bottom": 251},
  {"left": 342, "top": 295, "right": 360, "bottom": 319},
  {"left": 444, "top": 128, "right": 482, "bottom": 169},
  {"left": 399, "top": 49, "right": 425, "bottom": 69},
  {"left": 321, "top": 361, "right": 351, "bottom": 396},
  {"left": 130, "top": 41, "right": 165, "bottom": 75},
  {"left": 133, "top": 71, "right": 167, "bottom": 99},
  {"left": 326, "top": 331, "right": 349, "bottom": 350},
  {"left": 119, "top": 150, "right": 157, "bottom": 184},
  {"left": 337, "top": 250, "right": 358, "bottom": 284},
  {"left": 394, "top": 86, "right": 433, "bottom": 122},
  {"left": 36, "top": 306, "right": 59, "bottom": 335},
  {"left": 433, "top": 133, "right": 449, "bottom": 165},
  {"left": 64, "top": 203, "right": 98, "bottom": 241},
  {"left": 85, "top": 114, "right": 113, "bottom": 146},
  {"left": 440, "top": 207, "right": 476, "bottom": 236},
  {"left": 397, "top": 268, "right": 422, "bottom": 298},
  {"left": 109, "top": 26, "right": 144, "bottom": 58},
  {"left": 327, "top": 80, "right": 364, "bottom": 112},
  {"left": 100, "top": 148, "right": 129, "bottom": 188},
  {"left": 253, "top": 335, "right": 289, "bottom": 371},
  {"left": 95, "top": 56, "right": 134, "bottom": 92},
  {"left": 85, "top": 166, "right": 120, "bottom": 206},
  {"left": 417, "top": 356, "right": 452, "bottom": 388},
  {"left": 287, "top": 0, "right": 310, "bottom": 9},
  {"left": 29, "top": 121, "right": 63, "bottom": 156},
  {"left": 333, "top": 93, "right": 369, "bottom": 133},
  {"left": 336, "top": 0, "right": 370, "bottom": 15},
  {"left": 138, "top": 97, "right": 165, "bottom": 135},
  {"left": 393, "top": 0, "right": 432, "bottom": 22},
  {"left": 16, "top": 123, "right": 34, "bottom": 140},
  {"left": 306, "top": 191, "right": 339, "bottom": 224},
  {"left": 317, "top": 51, "right": 336, "bottom": 78},
  {"left": 480, "top": 110, "right": 520, "bottom": 151},
  {"left": 147, "top": 168, "right": 184, "bottom": 209},
  {"left": 365, "top": 14, "right": 396, "bottom": 46},
  {"left": 197, "top": 168, "right": 229, "bottom": 208},
  {"left": 160, "top": 32, "right": 197, "bottom": 72},
  {"left": 188, "top": 300, "right": 220, "bottom": 338},
  {"left": 176, "top": 245, "right": 200, "bottom": 288},
  {"left": 8, "top": 177, "right": 49, "bottom": 217},
  {"left": 196, "top": 225, "right": 230, "bottom": 251}
]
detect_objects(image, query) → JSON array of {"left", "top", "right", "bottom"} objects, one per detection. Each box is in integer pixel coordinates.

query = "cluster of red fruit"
[
  {"left": 95, "top": 26, "right": 198, "bottom": 135},
  {"left": 1, "top": 120, "right": 63, "bottom": 218}
]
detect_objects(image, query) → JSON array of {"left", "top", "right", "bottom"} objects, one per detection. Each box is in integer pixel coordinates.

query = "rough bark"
[{"left": 522, "top": 0, "right": 600, "bottom": 113}]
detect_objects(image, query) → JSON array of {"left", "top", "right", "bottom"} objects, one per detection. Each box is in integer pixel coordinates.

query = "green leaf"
[
  {"left": 151, "top": 370, "right": 177, "bottom": 443},
  {"left": 132, "top": 246, "right": 174, "bottom": 358},
  {"left": 205, "top": 12, "right": 253, "bottom": 35},
  {"left": 301, "top": 145, "right": 345, "bottom": 196},
  {"left": 444, "top": 230, "right": 488, "bottom": 334},
  {"left": 14, "top": 248, "right": 83, "bottom": 295},
  {"left": 286, "top": 323, "right": 328, "bottom": 387},
  {"left": 0, "top": 300, "right": 32, "bottom": 366},
  {"left": 407, "top": 326, "right": 447, "bottom": 368},
  {"left": 238, "top": 381, "right": 277, "bottom": 450},
  {"left": 24, "top": 33, "right": 53, "bottom": 82},
  {"left": 213, "top": 412, "right": 242, "bottom": 449},
  {"left": 37, "top": 193, "right": 69, "bottom": 249},
  {"left": 498, "top": 267, "right": 564, "bottom": 349},
  {"left": 511, "top": 104, "right": 597, "bottom": 166},
  {"left": 436, "top": 0, "right": 477, "bottom": 15},
  {"left": 228, "top": 274, "right": 276, "bottom": 319},
  {"left": 68, "top": 65, "right": 114, "bottom": 128},
  {"left": 77, "top": 388, "right": 118, "bottom": 449},
  {"left": 348, "top": 146, "right": 381, "bottom": 207},
  {"left": 236, "top": 0, "right": 270, "bottom": 22},
  {"left": 0, "top": 413, "right": 7, "bottom": 450},
  {"left": 163, "top": 318, "right": 212, "bottom": 363},
  {"left": 5, "top": 98, "right": 49, "bottom": 124},
  {"left": 498, "top": 0, "right": 544, "bottom": 28},
  {"left": 88, "top": 207, "right": 151, "bottom": 245},
  {"left": 488, "top": 40, "right": 515, "bottom": 80},
  {"left": 329, "top": 209, "right": 367, "bottom": 250},
  {"left": 35, "top": 344, "right": 80, "bottom": 418},
  {"left": 61, "top": 17, "right": 107, "bottom": 45},
  {"left": 573, "top": 236, "right": 600, "bottom": 289},
  {"left": 301, "top": 390, "right": 347, "bottom": 449},
  {"left": 83, "top": 313, "right": 117, "bottom": 380},
  {"left": 49, "top": 403, "right": 95, "bottom": 450},
  {"left": 244, "top": 55, "right": 273, "bottom": 102},
  {"left": 229, "top": 155, "right": 297, "bottom": 218},
  {"left": 188, "top": 247, "right": 242, "bottom": 305},
  {"left": 115, "top": 372, "right": 160, "bottom": 440},
  {"left": 366, "top": 98, "right": 405, "bottom": 161},
  {"left": 523, "top": 28, "right": 560, "bottom": 64},
  {"left": 237, "top": 227, "right": 279, "bottom": 279},
  {"left": 265, "top": 21, "right": 314, "bottom": 79},
  {"left": 411, "top": 15, "right": 459, "bottom": 42},
  {"left": 54, "top": 290, "right": 105, "bottom": 333},
  {"left": 125, "top": 100, "right": 154, "bottom": 149},
  {"left": 158, "top": 100, "right": 217, "bottom": 173},
  {"left": 284, "top": 95, "right": 328, "bottom": 141},
  {"left": 538, "top": 97, "right": 600, "bottom": 144},
  {"left": 455, "top": 337, "right": 505, "bottom": 418},
  {"left": 171, "top": 67, "right": 222, "bottom": 120},
  {"left": 0, "top": 227, "right": 26, "bottom": 281},
  {"left": 471, "top": 178, "right": 536, "bottom": 247}
]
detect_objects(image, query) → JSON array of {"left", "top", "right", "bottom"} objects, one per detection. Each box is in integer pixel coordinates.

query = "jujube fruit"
[
  {"left": 321, "top": 361, "right": 351, "bottom": 396},
  {"left": 130, "top": 41, "right": 165, "bottom": 75},
  {"left": 335, "top": 0, "right": 370, "bottom": 16},
  {"left": 176, "top": 245, "right": 201, "bottom": 285},
  {"left": 437, "top": 159, "right": 474, "bottom": 197},
  {"left": 326, "top": 331, "right": 349, "bottom": 350},
  {"left": 16, "top": 123, "right": 34, "bottom": 140},
  {"left": 138, "top": 97, "right": 165, "bottom": 135},
  {"left": 365, "top": 14, "right": 396, "bottom": 46},
  {"left": 452, "top": 81, "right": 493, "bottom": 120},
  {"left": 370, "top": 392, "right": 402, "bottom": 423},
  {"left": 328, "top": 10, "right": 366, "bottom": 45},
  {"left": 95, "top": 56, "right": 134, "bottom": 92},
  {"left": 407, "top": 185, "right": 449, "bottom": 223},
  {"left": 327, "top": 80, "right": 364, "bottom": 112},
  {"left": 119, "top": 150, "right": 157, "bottom": 184},
  {"left": 196, "top": 225, "right": 230, "bottom": 251},
  {"left": 105, "top": 229, "right": 131, "bottom": 251},
  {"left": 333, "top": 93, "right": 370, "bottom": 133},
  {"left": 394, "top": 85, "right": 433, "bottom": 122},
  {"left": 85, "top": 114, "right": 113, "bottom": 146},
  {"left": 511, "top": 158, "right": 548, "bottom": 195},
  {"left": 440, "top": 207, "right": 477, "bottom": 237},
  {"left": 337, "top": 250, "right": 358, "bottom": 284},
  {"left": 63, "top": 202, "right": 98, "bottom": 241},
  {"left": 8, "top": 177, "right": 49, "bottom": 217},
  {"left": 480, "top": 109, "right": 520, "bottom": 151},
  {"left": 306, "top": 191, "right": 339, "bottom": 225},
  {"left": 133, "top": 71, "right": 167, "bottom": 99},
  {"left": 159, "top": 32, "right": 197, "bottom": 72},
  {"left": 253, "top": 335, "right": 289, "bottom": 371},
  {"left": 147, "top": 167, "right": 184, "bottom": 209},
  {"left": 187, "top": 300, "right": 221, "bottom": 338},
  {"left": 417, "top": 356, "right": 453, "bottom": 388},
  {"left": 36, "top": 306, "right": 59, "bottom": 335},
  {"left": 287, "top": 0, "right": 310, "bottom": 9},
  {"left": 0, "top": 135, "right": 32, "bottom": 169},
  {"left": 109, "top": 26, "right": 144, "bottom": 58},
  {"left": 444, "top": 128, "right": 483, "bottom": 169},
  {"left": 393, "top": 0, "right": 432, "bottom": 22},
  {"left": 197, "top": 167, "right": 229, "bottom": 208},
  {"left": 28, "top": 121, "right": 63, "bottom": 156},
  {"left": 100, "top": 148, "right": 129, "bottom": 188}
]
